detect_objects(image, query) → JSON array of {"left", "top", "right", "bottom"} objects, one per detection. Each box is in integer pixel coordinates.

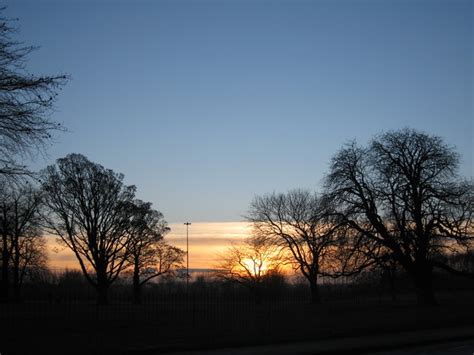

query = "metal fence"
[{"left": 3, "top": 268, "right": 474, "bottom": 354}]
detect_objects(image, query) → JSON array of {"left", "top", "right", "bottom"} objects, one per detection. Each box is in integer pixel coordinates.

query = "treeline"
[
  {"left": 7, "top": 138, "right": 473, "bottom": 306},
  {"left": 14, "top": 262, "right": 474, "bottom": 307},
  {"left": 218, "top": 129, "right": 473, "bottom": 306}
]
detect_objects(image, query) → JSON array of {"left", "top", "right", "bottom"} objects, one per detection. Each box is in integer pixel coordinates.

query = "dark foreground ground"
[
  {"left": 2, "top": 291, "right": 474, "bottom": 355},
  {"left": 371, "top": 339, "right": 474, "bottom": 355},
  {"left": 171, "top": 326, "right": 474, "bottom": 354}
]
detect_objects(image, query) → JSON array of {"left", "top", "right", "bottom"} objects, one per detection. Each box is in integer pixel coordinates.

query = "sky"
[
  {"left": 5, "top": 0, "right": 473, "bottom": 226},
  {"left": 48, "top": 221, "right": 251, "bottom": 270}
]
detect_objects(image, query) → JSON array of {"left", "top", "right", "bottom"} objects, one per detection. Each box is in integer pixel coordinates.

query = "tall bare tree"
[
  {"left": 0, "top": 9, "right": 67, "bottom": 178},
  {"left": 14, "top": 233, "right": 47, "bottom": 292},
  {"left": 0, "top": 180, "right": 45, "bottom": 301},
  {"left": 41, "top": 154, "right": 135, "bottom": 304},
  {"left": 126, "top": 200, "right": 183, "bottom": 304},
  {"left": 0, "top": 180, "right": 12, "bottom": 300},
  {"left": 247, "top": 190, "right": 343, "bottom": 304},
  {"left": 325, "top": 128, "right": 473, "bottom": 305}
]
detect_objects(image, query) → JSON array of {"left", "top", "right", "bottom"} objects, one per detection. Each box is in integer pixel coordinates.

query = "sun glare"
[{"left": 241, "top": 258, "right": 267, "bottom": 276}]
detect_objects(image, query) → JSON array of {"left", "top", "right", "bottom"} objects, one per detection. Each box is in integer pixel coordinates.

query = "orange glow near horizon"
[
  {"left": 46, "top": 221, "right": 252, "bottom": 271},
  {"left": 240, "top": 258, "right": 268, "bottom": 276}
]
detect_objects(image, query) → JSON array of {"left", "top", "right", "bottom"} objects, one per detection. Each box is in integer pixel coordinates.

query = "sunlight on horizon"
[{"left": 46, "top": 221, "right": 252, "bottom": 270}]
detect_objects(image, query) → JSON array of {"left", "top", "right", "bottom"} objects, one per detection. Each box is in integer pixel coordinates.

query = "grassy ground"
[{"left": 2, "top": 291, "right": 474, "bottom": 355}]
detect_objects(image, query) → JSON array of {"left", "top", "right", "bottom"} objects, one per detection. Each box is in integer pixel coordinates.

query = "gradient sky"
[{"left": 6, "top": 0, "right": 473, "bottom": 224}]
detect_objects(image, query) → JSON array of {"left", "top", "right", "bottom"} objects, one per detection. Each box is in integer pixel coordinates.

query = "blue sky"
[{"left": 6, "top": 0, "right": 473, "bottom": 223}]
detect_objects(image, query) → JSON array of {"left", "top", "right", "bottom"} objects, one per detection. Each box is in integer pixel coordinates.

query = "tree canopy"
[
  {"left": 0, "top": 9, "right": 67, "bottom": 178},
  {"left": 325, "top": 128, "right": 473, "bottom": 304},
  {"left": 41, "top": 154, "right": 135, "bottom": 304}
]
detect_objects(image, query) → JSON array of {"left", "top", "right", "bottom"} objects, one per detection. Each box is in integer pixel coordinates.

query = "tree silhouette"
[
  {"left": 0, "top": 180, "right": 45, "bottom": 301},
  {"left": 247, "top": 190, "right": 343, "bottom": 304},
  {"left": 41, "top": 154, "right": 135, "bottom": 304},
  {"left": 0, "top": 8, "right": 67, "bottom": 178},
  {"left": 325, "top": 128, "right": 473, "bottom": 305},
  {"left": 126, "top": 199, "right": 184, "bottom": 304}
]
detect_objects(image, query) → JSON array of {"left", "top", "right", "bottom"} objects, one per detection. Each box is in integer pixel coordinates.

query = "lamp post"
[{"left": 184, "top": 222, "right": 191, "bottom": 290}]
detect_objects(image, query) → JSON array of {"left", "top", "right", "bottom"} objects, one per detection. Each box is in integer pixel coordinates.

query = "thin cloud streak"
[{"left": 46, "top": 222, "right": 251, "bottom": 269}]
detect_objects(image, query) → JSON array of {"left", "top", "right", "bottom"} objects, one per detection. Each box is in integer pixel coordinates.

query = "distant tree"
[
  {"left": 41, "top": 154, "right": 135, "bottom": 304},
  {"left": 325, "top": 128, "right": 474, "bottom": 305},
  {"left": 0, "top": 180, "right": 45, "bottom": 301},
  {"left": 57, "top": 269, "right": 88, "bottom": 288},
  {"left": 247, "top": 190, "right": 344, "bottom": 304},
  {"left": 0, "top": 8, "right": 67, "bottom": 178},
  {"left": 216, "top": 235, "right": 283, "bottom": 304},
  {"left": 0, "top": 181, "right": 13, "bottom": 300},
  {"left": 14, "top": 233, "right": 48, "bottom": 288},
  {"left": 126, "top": 200, "right": 183, "bottom": 304}
]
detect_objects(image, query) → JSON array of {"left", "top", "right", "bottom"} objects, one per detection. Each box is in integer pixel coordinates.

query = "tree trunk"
[
  {"left": 0, "top": 264, "right": 8, "bottom": 301},
  {"left": 388, "top": 269, "right": 397, "bottom": 302},
  {"left": 413, "top": 264, "right": 436, "bottom": 306},
  {"left": 252, "top": 284, "right": 262, "bottom": 305},
  {"left": 96, "top": 267, "right": 109, "bottom": 305},
  {"left": 133, "top": 284, "right": 142, "bottom": 304},
  {"left": 1, "top": 234, "right": 9, "bottom": 302},
  {"left": 132, "top": 260, "right": 141, "bottom": 304},
  {"left": 310, "top": 279, "right": 321, "bottom": 304},
  {"left": 12, "top": 283, "right": 21, "bottom": 303},
  {"left": 12, "top": 235, "right": 20, "bottom": 302},
  {"left": 97, "top": 283, "right": 109, "bottom": 305},
  {"left": 382, "top": 264, "right": 397, "bottom": 302}
]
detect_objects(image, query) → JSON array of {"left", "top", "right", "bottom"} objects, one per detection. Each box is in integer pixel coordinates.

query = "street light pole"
[{"left": 184, "top": 222, "right": 191, "bottom": 291}]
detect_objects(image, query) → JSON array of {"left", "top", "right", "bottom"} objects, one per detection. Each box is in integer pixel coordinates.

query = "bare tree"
[
  {"left": 216, "top": 235, "right": 284, "bottom": 304},
  {"left": 323, "top": 225, "right": 385, "bottom": 278},
  {"left": 325, "top": 128, "right": 474, "bottom": 305},
  {"left": 0, "top": 180, "right": 13, "bottom": 300},
  {"left": 0, "top": 8, "right": 67, "bottom": 178},
  {"left": 247, "top": 190, "right": 343, "bottom": 304},
  {"left": 126, "top": 200, "right": 183, "bottom": 304},
  {"left": 15, "top": 233, "right": 48, "bottom": 290},
  {"left": 41, "top": 154, "right": 135, "bottom": 304},
  {"left": 0, "top": 180, "right": 45, "bottom": 301}
]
